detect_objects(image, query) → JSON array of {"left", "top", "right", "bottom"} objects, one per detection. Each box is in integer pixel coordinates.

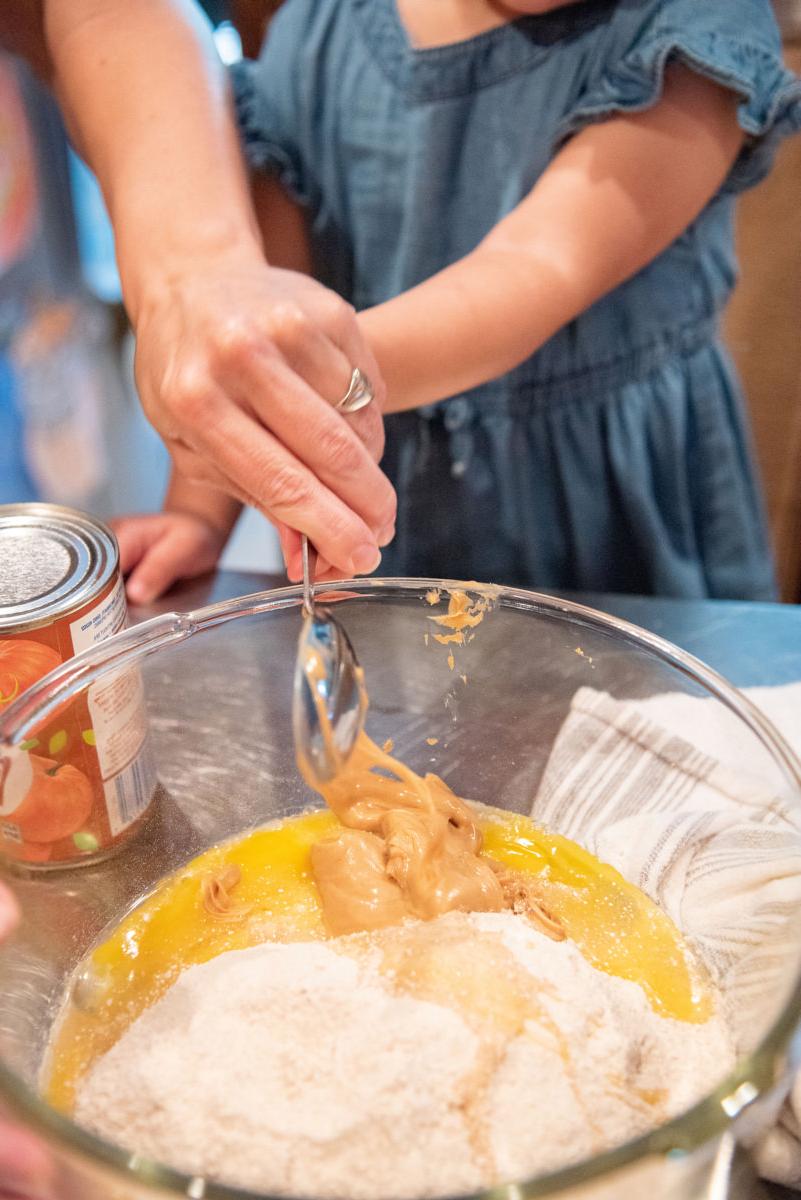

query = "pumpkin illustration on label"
[
  {"left": 0, "top": 639, "right": 62, "bottom": 709},
  {"left": 3, "top": 754, "right": 93, "bottom": 843}
]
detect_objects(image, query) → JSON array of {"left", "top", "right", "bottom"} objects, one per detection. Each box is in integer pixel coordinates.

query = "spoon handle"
[{"left": 301, "top": 535, "right": 317, "bottom": 617}]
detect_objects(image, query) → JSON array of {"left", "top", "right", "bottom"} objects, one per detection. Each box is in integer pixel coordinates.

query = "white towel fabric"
[{"left": 529, "top": 681, "right": 801, "bottom": 1187}]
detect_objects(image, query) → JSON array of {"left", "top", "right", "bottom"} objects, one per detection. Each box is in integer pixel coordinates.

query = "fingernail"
[
  {"left": 351, "top": 544, "right": 381, "bottom": 575},
  {"left": 377, "top": 523, "right": 395, "bottom": 547}
]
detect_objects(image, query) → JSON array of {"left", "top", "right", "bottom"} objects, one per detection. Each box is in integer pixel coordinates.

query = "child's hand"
[{"left": 111, "top": 512, "right": 229, "bottom": 605}]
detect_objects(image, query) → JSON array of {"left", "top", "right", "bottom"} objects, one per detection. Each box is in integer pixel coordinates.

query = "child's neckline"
[
  {"left": 352, "top": 0, "right": 614, "bottom": 101},
  {"left": 360, "top": 0, "right": 613, "bottom": 60},
  {"left": 392, "top": 0, "right": 513, "bottom": 52},
  {"left": 381, "top": 0, "right": 547, "bottom": 57}
]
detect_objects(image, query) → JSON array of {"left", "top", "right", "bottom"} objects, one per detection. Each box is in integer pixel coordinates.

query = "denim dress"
[{"left": 232, "top": 0, "right": 801, "bottom": 598}]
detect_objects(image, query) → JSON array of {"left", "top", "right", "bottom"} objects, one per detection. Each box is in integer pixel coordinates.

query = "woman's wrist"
[{"left": 119, "top": 221, "right": 265, "bottom": 328}]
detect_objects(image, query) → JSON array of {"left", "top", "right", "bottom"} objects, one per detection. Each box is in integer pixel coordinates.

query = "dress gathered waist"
[{"left": 416, "top": 314, "right": 720, "bottom": 419}]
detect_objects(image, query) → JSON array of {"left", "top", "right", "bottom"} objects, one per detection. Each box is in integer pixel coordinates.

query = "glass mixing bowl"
[{"left": 1, "top": 579, "right": 801, "bottom": 1200}]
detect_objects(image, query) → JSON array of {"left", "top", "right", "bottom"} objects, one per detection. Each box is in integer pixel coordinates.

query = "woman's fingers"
[
  {"left": 133, "top": 261, "right": 396, "bottom": 574},
  {"left": 276, "top": 523, "right": 302, "bottom": 581},
  {"left": 310, "top": 274, "right": 388, "bottom": 418},
  {"left": 173, "top": 392, "right": 385, "bottom": 576},
  {"left": 267, "top": 286, "right": 387, "bottom": 467},
  {"left": 209, "top": 340, "right": 395, "bottom": 545}
]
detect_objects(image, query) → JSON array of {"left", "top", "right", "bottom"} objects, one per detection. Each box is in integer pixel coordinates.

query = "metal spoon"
[{"left": 292, "top": 535, "right": 367, "bottom": 786}]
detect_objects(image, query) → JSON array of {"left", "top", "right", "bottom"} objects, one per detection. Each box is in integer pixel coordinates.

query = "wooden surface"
[{"left": 724, "top": 40, "right": 801, "bottom": 602}]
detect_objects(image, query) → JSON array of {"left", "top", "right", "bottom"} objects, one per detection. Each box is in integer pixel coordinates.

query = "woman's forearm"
[
  {"left": 361, "top": 66, "right": 743, "bottom": 413},
  {"left": 39, "top": 0, "right": 395, "bottom": 578},
  {"left": 44, "top": 0, "right": 262, "bottom": 322}
]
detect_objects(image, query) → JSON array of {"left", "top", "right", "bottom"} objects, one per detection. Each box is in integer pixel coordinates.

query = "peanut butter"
[
  {"left": 311, "top": 732, "right": 506, "bottom": 935},
  {"left": 297, "top": 600, "right": 567, "bottom": 937}
]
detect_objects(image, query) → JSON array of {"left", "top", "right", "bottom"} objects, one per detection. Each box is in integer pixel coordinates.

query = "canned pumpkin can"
[{"left": 0, "top": 503, "right": 156, "bottom": 867}]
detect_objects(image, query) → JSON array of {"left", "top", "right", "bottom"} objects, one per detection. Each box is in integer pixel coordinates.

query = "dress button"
[{"left": 444, "top": 397, "right": 471, "bottom": 431}]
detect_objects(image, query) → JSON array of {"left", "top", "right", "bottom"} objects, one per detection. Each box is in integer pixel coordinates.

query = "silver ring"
[{"left": 336, "top": 367, "right": 374, "bottom": 413}]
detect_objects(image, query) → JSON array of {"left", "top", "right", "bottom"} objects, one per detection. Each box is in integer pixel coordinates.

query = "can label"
[
  {"left": 69, "top": 576, "right": 128, "bottom": 652},
  {"left": 0, "top": 575, "right": 155, "bottom": 865}
]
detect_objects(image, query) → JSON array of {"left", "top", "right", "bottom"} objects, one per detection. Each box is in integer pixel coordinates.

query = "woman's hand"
[{"left": 133, "top": 255, "right": 395, "bottom": 578}]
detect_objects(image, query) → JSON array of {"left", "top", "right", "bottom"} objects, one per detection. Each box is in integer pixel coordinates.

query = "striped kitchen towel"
[{"left": 530, "top": 682, "right": 801, "bottom": 1188}]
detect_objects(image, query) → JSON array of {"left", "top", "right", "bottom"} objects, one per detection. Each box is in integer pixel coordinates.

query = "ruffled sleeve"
[
  {"left": 229, "top": 23, "right": 310, "bottom": 206},
  {"left": 557, "top": 0, "right": 801, "bottom": 193}
]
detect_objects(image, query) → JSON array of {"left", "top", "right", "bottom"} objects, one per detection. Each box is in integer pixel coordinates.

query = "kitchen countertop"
[{"left": 133, "top": 570, "right": 801, "bottom": 1200}]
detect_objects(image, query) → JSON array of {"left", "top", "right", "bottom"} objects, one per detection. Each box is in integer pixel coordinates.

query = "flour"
[{"left": 75, "top": 911, "right": 735, "bottom": 1199}]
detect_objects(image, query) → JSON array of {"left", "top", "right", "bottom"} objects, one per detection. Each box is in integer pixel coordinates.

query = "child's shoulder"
[
  {"left": 560, "top": 0, "right": 799, "bottom": 194},
  {"left": 581, "top": 0, "right": 784, "bottom": 85},
  {"left": 592, "top": 0, "right": 785, "bottom": 76},
  {"left": 618, "top": 0, "right": 781, "bottom": 45}
]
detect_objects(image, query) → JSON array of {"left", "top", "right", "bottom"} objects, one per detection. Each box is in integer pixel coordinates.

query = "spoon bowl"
[{"left": 292, "top": 536, "right": 367, "bottom": 786}]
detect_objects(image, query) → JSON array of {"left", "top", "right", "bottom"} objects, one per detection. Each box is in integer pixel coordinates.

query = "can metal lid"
[{"left": 0, "top": 503, "right": 119, "bottom": 633}]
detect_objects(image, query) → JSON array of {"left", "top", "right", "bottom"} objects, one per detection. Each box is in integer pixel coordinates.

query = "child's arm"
[
  {"left": 113, "top": 475, "right": 242, "bottom": 605},
  {"left": 359, "top": 66, "right": 744, "bottom": 413}
]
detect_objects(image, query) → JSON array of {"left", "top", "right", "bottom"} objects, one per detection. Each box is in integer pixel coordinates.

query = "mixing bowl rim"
[{"left": 1, "top": 577, "right": 800, "bottom": 1199}]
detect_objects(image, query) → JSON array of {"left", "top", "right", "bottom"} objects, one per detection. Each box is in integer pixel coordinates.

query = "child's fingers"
[
  {"left": 110, "top": 516, "right": 166, "bottom": 575},
  {"left": 125, "top": 566, "right": 176, "bottom": 607},
  {"left": 125, "top": 532, "right": 190, "bottom": 606},
  {"left": 125, "top": 524, "right": 223, "bottom": 606}
]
